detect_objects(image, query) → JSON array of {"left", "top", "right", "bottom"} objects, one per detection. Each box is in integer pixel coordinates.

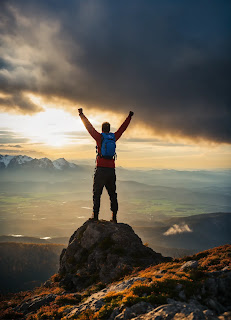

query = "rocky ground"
[{"left": 0, "top": 220, "right": 230, "bottom": 320}]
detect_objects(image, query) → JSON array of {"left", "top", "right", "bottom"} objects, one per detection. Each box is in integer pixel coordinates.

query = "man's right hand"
[
  {"left": 129, "top": 111, "right": 134, "bottom": 117},
  {"left": 78, "top": 108, "right": 83, "bottom": 115}
]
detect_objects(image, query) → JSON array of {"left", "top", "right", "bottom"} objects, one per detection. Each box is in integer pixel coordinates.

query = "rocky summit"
[{"left": 58, "top": 220, "right": 170, "bottom": 291}]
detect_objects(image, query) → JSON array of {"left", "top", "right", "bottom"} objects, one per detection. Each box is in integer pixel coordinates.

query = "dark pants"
[{"left": 93, "top": 167, "right": 118, "bottom": 216}]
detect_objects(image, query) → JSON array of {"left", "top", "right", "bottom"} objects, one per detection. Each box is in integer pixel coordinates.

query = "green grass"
[
  {"left": 0, "top": 191, "right": 221, "bottom": 228},
  {"left": 0, "top": 190, "right": 224, "bottom": 216},
  {"left": 127, "top": 198, "right": 221, "bottom": 217},
  {"left": 0, "top": 190, "right": 226, "bottom": 242}
]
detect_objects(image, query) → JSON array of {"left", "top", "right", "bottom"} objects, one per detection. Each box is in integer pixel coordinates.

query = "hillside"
[
  {"left": 0, "top": 221, "right": 230, "bottom": 319},
  {"left": 134, "top": 212, "right": 231, "bottom": 251},
  {"left": 0, "top": 243, "right": 64, "bottom": 293},
  {"left": 0, "top": 245, "right": 230, "bottom": 319},
  {"left": 0, "top": 240, "right": 193, "bottom": 295}
]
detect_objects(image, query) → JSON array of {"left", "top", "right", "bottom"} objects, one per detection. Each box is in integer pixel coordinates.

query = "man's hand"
[
  {"left": 78, "top": 108, "right": 83, "bottom": 115},
  {"left": 129, "top": 111, "right": 134, "bottom": 117}
]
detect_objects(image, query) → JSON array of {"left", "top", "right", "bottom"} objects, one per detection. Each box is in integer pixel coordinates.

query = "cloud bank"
[
  {"left": 0, "top": 0, "right": 231, "bottom": 143},
  {"left": 163, "top": 223, "right": 192, "bottom": 236},
  {"left": 0, "top": 130, "right": 29, "bottom": 144}
]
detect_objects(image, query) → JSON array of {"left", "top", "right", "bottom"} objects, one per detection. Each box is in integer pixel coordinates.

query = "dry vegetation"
[{"left": 0, "top": 245, "right": 230, "bottom": 320}]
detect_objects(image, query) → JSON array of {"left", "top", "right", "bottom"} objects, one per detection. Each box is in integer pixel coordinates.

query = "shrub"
[
  {"left": 55, "top": 294, "right": 81, "bottom": 306},
  {"left": 75, "top": 310, "right": 95, "bottom": 320},
  {"left": 104, "top": 292, "right": 123, "bottom": 303},
  {"left": 122, "top": 294, "right": 141, "bottom": 307},
  {"left": 0, "top": 308, "right": 23, "bottom": 319},
  {"left": 51, "top": 273, "right": 62, "bottom": 283},
  {"left": 94, "top": 303, "right": 117, "bottom": 320},
  {"left": 33, "top": 305, "right": 63, "bottom": 320}
]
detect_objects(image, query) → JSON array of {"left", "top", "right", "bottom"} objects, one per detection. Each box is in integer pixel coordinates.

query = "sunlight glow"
[
  {"left": 0, "top": 107, "right": 88, "bottom": 147},
  {"left": 1, "top": 103, "right": 231, "bottom": 168}
]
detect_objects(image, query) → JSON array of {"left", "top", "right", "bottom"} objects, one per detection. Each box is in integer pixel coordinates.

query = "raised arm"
[
  {"left": 114, "top": 111, "right": 134, "bottom": 141},
  {"left": 78, "top": 108, "right": 101, "bottom": 141}
]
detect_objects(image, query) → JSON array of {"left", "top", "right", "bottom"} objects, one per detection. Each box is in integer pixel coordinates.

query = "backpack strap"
[{"left": 95, "top": 134, "right": 104, "bottom": 158}]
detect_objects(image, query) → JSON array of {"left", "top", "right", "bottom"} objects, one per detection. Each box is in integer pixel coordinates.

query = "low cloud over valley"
[{"left": 164, "top": 223, "right": 193, "bottom": 236}]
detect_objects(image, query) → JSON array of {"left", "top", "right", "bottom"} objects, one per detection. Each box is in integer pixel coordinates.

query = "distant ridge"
[
  {"left": 0, "top": 154, "right": 79, "bottom": 171},
  {"left": 0, "top": 235, "right": 69, "bottom": 245}
]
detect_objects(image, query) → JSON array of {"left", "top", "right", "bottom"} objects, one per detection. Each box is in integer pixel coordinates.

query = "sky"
[{"left": 0, "top": 0, "right": 231, "bottom": 169}]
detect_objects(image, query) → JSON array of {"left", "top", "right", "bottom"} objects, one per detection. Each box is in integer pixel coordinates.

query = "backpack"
[{"left": 99, "top": 132, "right": 116, "bottom": 159}]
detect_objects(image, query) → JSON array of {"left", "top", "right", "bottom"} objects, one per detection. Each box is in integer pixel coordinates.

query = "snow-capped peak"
[
  {"left": 0, "top": 155, "right": 14, "bottom": 167},
  {"left": 35, "top": 157, "right": 54, "bottom": 168},
  {"left": 0, "top": 155, "right": 33, "bottom": 168},
  {"left": 53, "top": 158, "right": 76, "bottom": 170},
  {"left": 15, "top": 155, "right": 33, "bottom": 165}
]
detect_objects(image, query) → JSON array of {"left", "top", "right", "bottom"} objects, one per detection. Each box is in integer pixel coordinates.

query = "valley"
[{"left": 0, "top": 155, "right": 230, "bottom": 293}]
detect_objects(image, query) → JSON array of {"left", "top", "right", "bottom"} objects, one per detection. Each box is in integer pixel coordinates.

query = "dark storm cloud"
[
  {"left": 0, "top": 0, "right": 231, "bottom": 142},
  {"left": 0, "top": 93, "right": 43, "bottom": 114}
]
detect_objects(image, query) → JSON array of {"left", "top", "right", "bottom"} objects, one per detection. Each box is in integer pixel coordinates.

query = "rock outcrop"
[{"left": 58, "top": 220, "right": 170, "bottom": 290}]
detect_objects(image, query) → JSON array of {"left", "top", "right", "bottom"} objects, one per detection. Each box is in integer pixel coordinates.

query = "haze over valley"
[{"left": 1, "top": 154, "right": 230, "bottom": 254}]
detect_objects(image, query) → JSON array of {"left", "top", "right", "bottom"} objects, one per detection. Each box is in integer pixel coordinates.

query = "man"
[{"left": 78, "top": 108, "right": 134, "bottom": 223}]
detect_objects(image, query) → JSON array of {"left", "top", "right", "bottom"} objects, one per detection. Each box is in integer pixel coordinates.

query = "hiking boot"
[
  {"left": 110, "top": 218, "right": 117, "bottom": 223},
  {"left": 89, "top": 212, "right": 98, "bottom": 221},
  {"left": 110, "top": 212, "right": 117, "bottom": 223}
]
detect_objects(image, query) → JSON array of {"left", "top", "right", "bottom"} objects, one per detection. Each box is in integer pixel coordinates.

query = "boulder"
[
  {"left": 15, "top": 294, "right": 57, "bottom": 314},
  {"left": 179, "top": 260, "right": 198, "bottom": 271},
  {"left": 132, "top": 300, "right": 216, "bottom": 320},
  {"left": 59, "top": 220, "right": 170, "bottom": 290}
]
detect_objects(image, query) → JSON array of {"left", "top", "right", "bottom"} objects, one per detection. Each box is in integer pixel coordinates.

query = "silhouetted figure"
[{"left": 79, "top": 108, "right": 134, "bottom": 223}]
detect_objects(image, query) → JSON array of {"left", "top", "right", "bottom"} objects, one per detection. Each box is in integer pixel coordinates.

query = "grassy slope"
[{"left": 0, "top": 244, "right": 230, "bottom": 319}]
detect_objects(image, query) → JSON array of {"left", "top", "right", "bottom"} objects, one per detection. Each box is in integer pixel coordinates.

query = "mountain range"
[{"left": 0, "top": 154, "right": 78, "bottom": 171}]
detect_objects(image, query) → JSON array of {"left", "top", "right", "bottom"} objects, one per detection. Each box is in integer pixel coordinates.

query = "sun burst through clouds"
[
  {"left": 28, "top": 108, "right": 80, "bottom": 147},
  {"left": 0, "top": 105, "right": 87, "bottom": 148}
]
